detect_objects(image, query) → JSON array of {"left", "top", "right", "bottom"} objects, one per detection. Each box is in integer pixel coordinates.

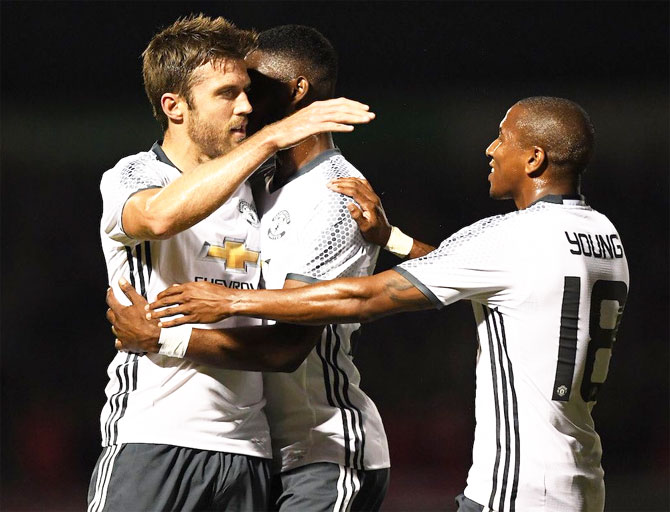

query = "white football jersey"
[
  {"left": 255, "top": 149, "right": 390, "bottom": 473},
  {"left": 397, "top": 196, "right": 629, "bottom": 512},
  {"left": 98, "top": 143, "right": 270, "bottom": 458}
]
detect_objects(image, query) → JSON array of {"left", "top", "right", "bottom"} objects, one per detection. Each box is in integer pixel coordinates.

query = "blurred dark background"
[{"left": 1, "top": 1, "right": 668, "bottom": 510}]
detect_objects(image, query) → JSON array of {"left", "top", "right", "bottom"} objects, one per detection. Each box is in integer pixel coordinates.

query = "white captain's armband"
[
  {"left": 384, "top": 226, "right": 414, "bottom": 258},
  {"left": 158, "top": 324, "right": 192, "bottom": 358}
]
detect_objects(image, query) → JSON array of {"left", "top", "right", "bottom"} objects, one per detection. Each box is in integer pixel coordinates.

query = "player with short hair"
[
  {"left": 139, "top": 97, "right": 630, "bottom": 511},
  {"left": 90, "top": 14, "right": 374, "bottom": 511},
  {"left": 249, "top": 26, "right": 390, "bottom": 511},
  {"left": 107, "top": 25, "right": 390, "bottom": 511}
]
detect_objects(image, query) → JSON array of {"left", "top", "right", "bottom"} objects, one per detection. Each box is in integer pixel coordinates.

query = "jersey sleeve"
[
  {"left": 396, "top": 214, "right": 518, "bottom": 308},
  {"left": 100, "top": 154, "right": 166, "bottom": 246},
  {"left": 285, "top": 189, "right": 374, "bottom": 283}
]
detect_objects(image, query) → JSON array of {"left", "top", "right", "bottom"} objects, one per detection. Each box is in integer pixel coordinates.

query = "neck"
[
  {"left": 514, "top": 178, "right": 580, "bottom": 210},
  {"left": 160, "top": 128, "right": 209, "bottom": 173},
  {"left": 275, "top": 133, "right": 334, "bottom": 182}
]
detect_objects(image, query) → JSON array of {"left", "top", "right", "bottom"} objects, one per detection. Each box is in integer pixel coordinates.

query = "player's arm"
[
  {"left": 123, "top": 99, "right": 376, "bottom": 240},
  {"left": 326, "top": 177, "right": 436, "bottom": 259},
  {"left": 148, "top": 269, "right": 433, "bottom": 327},
  {"left": 107, "top": 280, "right": 325, "bottom": 372}
]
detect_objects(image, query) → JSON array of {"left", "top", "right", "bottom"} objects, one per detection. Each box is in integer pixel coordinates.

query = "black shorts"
[
  {"left": 87, "top": 443, "right": 270, "bottom": 511},
  {"left": 270, "top": 462, "right": 390, "bottom": 511},
  {"left": 455, "top": 493, "right": 485, "bottom": 512}
]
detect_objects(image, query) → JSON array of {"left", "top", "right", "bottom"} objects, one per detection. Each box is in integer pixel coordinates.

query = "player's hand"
[
  {"left": 147, "top": 282, "right": 235, "bottom": 327},
  {"left": 106, "top": 278, "right": 160, "bottom": 353},
  {"left": 327, "top": 177, "right": 392, "bottom": 247},
  {"left": 264, "top": 98, "right": 375, "bottom": 150}
]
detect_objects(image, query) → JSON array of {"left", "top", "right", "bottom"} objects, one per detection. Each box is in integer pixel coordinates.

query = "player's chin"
[
  {"left": 488, "top": 185, "right": 503, "bottom": 200},
  {"left": 230, "top": 130, "right": 247, "bottom": 143}
]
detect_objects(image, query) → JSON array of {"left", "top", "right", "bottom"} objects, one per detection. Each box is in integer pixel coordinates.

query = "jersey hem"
[
  {"left": 102, "top": 437, "right": 272, "bottom": 459},
  {"left": 286, "top": 272, "right": 322, "bottom": 284},
  {"left": 275, "top": 454, "right": 391, "bottom": 475},
  {"left": 392, "top": 267, "right": 443, "bottom": 308}
]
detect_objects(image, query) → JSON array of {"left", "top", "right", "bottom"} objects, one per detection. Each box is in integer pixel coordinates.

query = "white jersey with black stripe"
[
  {"left": 97, "top": 143, "right": 270, "bottom": 458},
  {"left": 397, "top": 196, "right": 629, "bottom": 512},
  {"left": 255, "top": 149, "right": 390, "bottom": 473}
]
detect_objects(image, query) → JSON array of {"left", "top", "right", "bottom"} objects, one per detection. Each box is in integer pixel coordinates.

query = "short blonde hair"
[{"left": 142, "top": 14, "right": 257, "bottom": 130}]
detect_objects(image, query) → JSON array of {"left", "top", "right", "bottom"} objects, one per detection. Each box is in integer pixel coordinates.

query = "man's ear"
[
  {"left": 526, "top": 146, "right": 547, "bottom": 177},
  {"left": 161, "top": 92, "right": 186, "bottom": 124},
  {"left": 290, "top": 76, "right": 310, "bottom": 105}
]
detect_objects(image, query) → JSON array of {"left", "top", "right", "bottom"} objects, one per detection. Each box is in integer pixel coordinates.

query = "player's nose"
[
  {"left": 485, "top": 139, "right": 498, "bottom": 157},
  {"left": 235, "top": 92, "right": 253, "bottom": 116}
]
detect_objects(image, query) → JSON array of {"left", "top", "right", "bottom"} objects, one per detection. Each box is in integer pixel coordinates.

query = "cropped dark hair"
[
  {"left": 256, "top": 25, "right": 338, "bottom": 100},
  {"left": 142, "top": 14, "right": 257, "bottom": 130},
  {"left": 514, "top": 96, "right": 595, "bottom": 175}
]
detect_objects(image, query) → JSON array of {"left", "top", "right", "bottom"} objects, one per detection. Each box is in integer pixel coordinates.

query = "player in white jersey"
[
  {"left": 249, "top": 26, "right": 390, "bottom": 511},
  {"left": 107, "top": 25, "right": 390, "bottom": 511},
  {"left": 145, "top": 97, "right": 629, "bottom": 511},
  {"left": 90, "top": 15, "right": 375, "bottom": 512},
  {"left": 252, "top": 146, "right": 391, "bottom": 510}
]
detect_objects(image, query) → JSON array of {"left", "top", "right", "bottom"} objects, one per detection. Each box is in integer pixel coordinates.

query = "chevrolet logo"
[{"left": 200, "top": 240, "right": 260, "bottom": 273}]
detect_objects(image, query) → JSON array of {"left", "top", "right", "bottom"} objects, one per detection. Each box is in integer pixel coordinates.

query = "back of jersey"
[
  {"left": 397, "top": 196, "right": 629, "bottom": 511},
  {"left": 467, "top": 198, "right": 629, "bottom": 512}
]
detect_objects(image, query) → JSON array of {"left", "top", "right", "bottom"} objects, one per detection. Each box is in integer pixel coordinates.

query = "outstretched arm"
[
  {"left": 148, "top": 269, "right": 434, "bottom": 327},
  {"left": 327, "top": 177, "right": 436, "bottom": 259},
  {"left": 106, "top": 281, "right": 324, "bottom": 372},
  {"left": 123, "top": 99, "right": 376, "bottom": 240}
]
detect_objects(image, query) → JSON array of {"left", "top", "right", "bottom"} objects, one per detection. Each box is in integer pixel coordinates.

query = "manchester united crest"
[
  {"left": 268, "top": 210, "right": 290, "bottom": 240},
  {"left": 238, "top": 199, "right": 260, "bottom": 227}
]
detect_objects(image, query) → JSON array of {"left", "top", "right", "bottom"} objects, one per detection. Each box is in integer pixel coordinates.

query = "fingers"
[
  {"left": 347, "top": 203, "right": 364, "bottom": 221},
  {"left": 156, "top": 316, "right": 191, "bottom": 328},
  {"left": 115, "top": 339, "right": 123, "bottom": 351},
  {"left": 147, "top": 305, "right": 185, "bottom": 320},
  {"left": 155, "top": 285, "right": 183, "bottom": 301},
  {"left": 272, "top": 99, "right": 375, "bottom": 150},
  {"left": 315, "top": 98, "right": 371, "bottom": 111},
  {"left": 308, "top": 98, "right": 374, "bottom": 118},
  {"left": 300, "top": 98, "right": 375, "bottom": 126},
  {"left": 323, "top": 123, "right": 356, "bottom": 133},
  {"left": 118, "top": 277, "right": 146, "bottom": 305},
  {"left": 333, "top": 177, "right": 373, "bottom": 189},
  {"left": 148, "top": 295, "right": 183, "bottom": 312},
  {"left": 329, "top": 180, "right": 379, "bottom": 224},
  {"left": 346, "top": 203, "right": 371, "bottom": 228},
  {"left": 106, "top": 307, "right": 115, "bottom": 324},
  {"left": 106, "top": 287, "right": 123, "bottom": 311},
  {"left": 328, "top": 181, "right": 378, "bottom": 206}
]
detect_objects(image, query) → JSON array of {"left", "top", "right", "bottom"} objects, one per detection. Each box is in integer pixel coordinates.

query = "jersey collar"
[
  {"left": 269, "top": 148, "right": 341, "bottom": 192},
  {"left": 151, "top": 141, "right": 181, "bottom": 173},
  {"left": 530, "top": 194, "right": 586, "bottom": 207}
]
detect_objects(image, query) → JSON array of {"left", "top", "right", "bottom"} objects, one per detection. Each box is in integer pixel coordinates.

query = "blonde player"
[{"left": 90, "top": 15, "right": 374, "bottom": 512}]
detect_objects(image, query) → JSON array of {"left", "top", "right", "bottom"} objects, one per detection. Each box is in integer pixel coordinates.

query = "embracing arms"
[
  {"left": 107, "top": 176, "right": 437, "bottom": 369},
  {"left": 147, "top": 269, "right": 433, "bottom": 328},
  {"left": 107, "top": 279, "right": 325, "bottom": 372},
  {"left": 108, "top": 269, "right": 433, "bottom": 370}
]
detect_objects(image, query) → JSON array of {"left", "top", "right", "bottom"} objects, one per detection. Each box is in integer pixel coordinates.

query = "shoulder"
[
  {"left": 407, "top": 210, "right": 524, "bottom": 267},
  {"left": 583, "top": 205, "right": 618, "bottom": 229},
  {"left": 314, "top": 152, "right": 365, "bottom": 182},
  {"left": 289, "top": 152, "right": 364, "bottom": 205},
  {"left": 445, "top": 210, "right": 523, "bottom": 245},
  {"left": 100, "top": 150, "right": 170, "bottom": 191}
]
